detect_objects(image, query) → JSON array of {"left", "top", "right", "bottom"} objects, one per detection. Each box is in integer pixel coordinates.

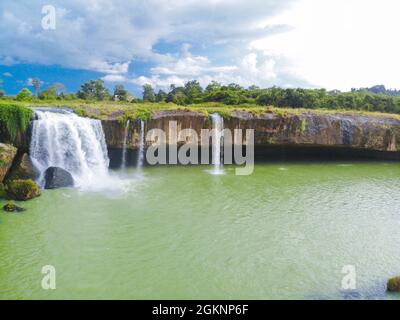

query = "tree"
[
  {"left": 155, "top": 90, "right": 168, "bottom": 103},
  {"left": 38, "top": 83, "right": 65, "bottom": 100},
  {"left": 172, "top": 91, "right": 187, "bottom": 105},
  {"left": 77, "top": 80, "right": 110, "bottom": 100},
  {"left": 205, "top": 81, "right": 222, "bottom": 92},
  {"left": 16, "top": 88, "right": 34, "bottom": 101},
  {"left": 142, "top": 84, "right": 155, "bottom": 102},
  {"left": 30, "top": 78, "right": 42, "bottom": 96},
  {"left": 113, "top": 84, "right": 128, "bottom": 101},
  {"left": 184, "top": 80, "right": 203, "bottom": 104}
]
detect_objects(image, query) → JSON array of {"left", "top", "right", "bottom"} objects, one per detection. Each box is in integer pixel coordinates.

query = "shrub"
[
  {"left": 0, "top": 103, "right": 33, "bottom": 140},
  {"left": 16, "top": 88, "right": 34, "bottom": 101}
]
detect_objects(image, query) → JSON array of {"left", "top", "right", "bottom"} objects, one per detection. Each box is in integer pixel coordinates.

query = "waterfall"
[
  {"left": 30, "top": 108, "right": 111, "bottom": 190},
  {"left": 121, "top": 120, "right": 130, "bottom": 169},
  {"left": 210, "top": 113, "right": 224, "bottom": 175},
  {"left": 136, "top": 120, "right": 145, "bottom": 171}
]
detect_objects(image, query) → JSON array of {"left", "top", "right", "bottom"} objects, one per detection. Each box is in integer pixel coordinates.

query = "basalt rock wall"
[{"left": 102, "top": 110, "right": 400, "bottom": 155}]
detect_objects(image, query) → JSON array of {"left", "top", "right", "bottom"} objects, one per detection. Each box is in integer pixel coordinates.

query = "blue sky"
[{"left": 1, "top": 0, "right": 400, "bottom": 96}]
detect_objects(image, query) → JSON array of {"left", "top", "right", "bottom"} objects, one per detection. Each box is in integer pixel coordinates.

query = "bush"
[
  {"left": 15, "top": 88, "right": 34, "bottom": 101},
  {"left": 6, "top": 179, "right": 41, "bottom": 201},
  {"left": 0, "top": 103, "right": 33, "bottom": 140}
]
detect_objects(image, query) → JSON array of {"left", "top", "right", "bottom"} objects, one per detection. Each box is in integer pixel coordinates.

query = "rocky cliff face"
[
  {"left": 0, "top": 143, "right": 17, "bottom": 182},
  {"left": 5, "top": 109, "right": 400, "bottom": 172},
  {"left": 102, "top": 110, "right": 400, "bottom": 154}
]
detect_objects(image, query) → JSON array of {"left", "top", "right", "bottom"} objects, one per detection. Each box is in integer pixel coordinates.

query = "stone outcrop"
[
  {"left": 101, "top": 110, "right": 400, "bottom": 156},
  {"left": 3, "top": 200, "right": 26, "bottom": 213},
  {"left": 0, "top": 143, "right": 17, "bottom": 182},
  {"left": 44, "top": 167, "right": 74, "bottom": 189},
  {"left": 6, "top": 153, "right": 40, "bottom": 181},
  {"left": 5, "top": 179, "right": 41, "bottom": 201},
  {"left": 387, "top": 276, "right": 400, "bottom": 292}
]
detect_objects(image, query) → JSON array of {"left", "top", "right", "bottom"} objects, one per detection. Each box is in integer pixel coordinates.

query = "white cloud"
[
  {"left": 104, "top": 45, "right": 309, "bottom": 90},
  {"left": 251, "top": 0, "right": 400, "bottom": 90},
  {"left": 0, "top": 0, "right": 296, "bottom": 84},
  {"left": 101, "top": 74, "right": 127, "bottom": 82},
  {"left": 2, "top": 0, "right": 398, "bottom": 90},
  {"left": 2, "top": 72, "right": 13, "bottom": 77}
]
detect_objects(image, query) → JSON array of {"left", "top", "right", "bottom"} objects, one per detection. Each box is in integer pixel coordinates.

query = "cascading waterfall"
[
  {"left": 30, "top": 108, "right": 112, "bottom": 190},
  {"left": 136, "top": 120, "right": 145, "bottom": 172},
  {"left": 210, "top": 113, "right": 224, "bottom": 175},
  {"left": 121, "top": 120, "right": 130, "bottom": 170}
]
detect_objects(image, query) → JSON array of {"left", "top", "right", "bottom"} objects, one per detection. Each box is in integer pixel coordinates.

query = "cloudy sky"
[{"left": 0, "top": 0, "right": 399, "bottom": 95}]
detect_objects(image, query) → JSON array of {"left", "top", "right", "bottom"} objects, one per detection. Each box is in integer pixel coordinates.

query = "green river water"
[{"left": 1, "top": 163, "right": 400, "bottom": 300}]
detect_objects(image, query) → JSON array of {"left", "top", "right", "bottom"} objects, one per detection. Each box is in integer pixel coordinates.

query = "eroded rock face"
[
  {"left": 44, "top": 167, "right": 74, "bottom": 189},
  {"left": 0, "top": 143, "right": 17, "bottom": 183},
  {"left": 6, "top": 153, "right": 40, "bottom": 181},
  {"left": 101, "top": 110, "right": 400, "bottom": 154}
]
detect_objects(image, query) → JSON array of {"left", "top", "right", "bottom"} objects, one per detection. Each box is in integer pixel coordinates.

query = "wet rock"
[
  {"left": 44, "top": 167, "right": 74, "bottom": 189},
  {"left": 387, "top": 276, "right": 400, "bottom": 292},
  {"left": 3, "top": 200, "right": 26, "bottom": 212},
  {"left": 6, "top": 179, "right": 41, "bottom": 201},
  {"left": 0, "top": 143, "right": 17, "bottom": 182},
  {"left": 6, "top": 153, "right": 40, "bottom": 181}
]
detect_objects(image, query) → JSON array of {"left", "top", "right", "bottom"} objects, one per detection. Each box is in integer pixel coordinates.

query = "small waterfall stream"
[
  {"left": 136, "top": 120, "right": 145, "bottom": 172},
  {"left": 121, "top": 120, "right": 130, "bottom": 170},
  {"left": 210, "top": 113, "right": 224, "bottom": 175},
  {"left": 30, "top": 108, "right": 112, "bottom": 190}
]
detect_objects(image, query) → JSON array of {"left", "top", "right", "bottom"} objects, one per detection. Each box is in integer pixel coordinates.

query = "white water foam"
[{"left": 30, "top": 108, "right": 128, "bottom": 192}]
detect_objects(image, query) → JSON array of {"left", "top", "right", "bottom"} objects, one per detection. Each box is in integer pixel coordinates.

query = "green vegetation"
[
  {"left": 16, "top": 88, "right": 34, "bottom": 101},
  {"left": 3, "top": 79, "right": 400, "bottom": 122},
  {"left": 0, "top": 103, "right": 33, "bottom": 140},
  {"left": 77, "top": 79, "right": 110, "bottom": 101},
  {"left": 4, "top": 79, "right": 400, "bottom": 116}
]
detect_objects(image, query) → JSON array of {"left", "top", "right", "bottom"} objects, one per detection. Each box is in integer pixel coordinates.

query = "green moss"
[
  {"left": 300, "top": 119, "right": 307, "bottom": 133},
  {"left": 6, "top": 179, "right": 41, "bottom": 201},
  {"left": 73, "top": 108, "right": 88, "bottom": 117},
  {"left": 0, "top": 103, "right": 33, "bottom": 140}
]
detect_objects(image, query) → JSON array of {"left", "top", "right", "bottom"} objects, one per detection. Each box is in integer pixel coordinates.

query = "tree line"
[{"left": 3, "top": 78, "right": 400, "bottom": 114}]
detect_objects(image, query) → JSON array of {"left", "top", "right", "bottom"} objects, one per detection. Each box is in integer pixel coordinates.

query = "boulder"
[
  {"left": 44, "top": 167, "right": 74, "bottom": 189},
  {"left": 0, "top": 143, "right": 17, "bottom": 182},
  {"left": 6, "top": 179, "right": 41, "bottom": 201},
  {"left": 3, "top": 200, "right": 26, "bottom": 213},
  {"left": 6, "top": 153, "right": 40, "bottom": 181},
  {"left": 387, "top": 276, "right": 400, "bottom": 292}
]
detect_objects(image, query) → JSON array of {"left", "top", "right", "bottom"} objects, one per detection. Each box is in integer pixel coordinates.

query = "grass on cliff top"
[
  {"left": 3, "top": 99, "right": 400, "bottom": 122},
  {"left": 0, "top": 102, "right": 33, "bottom": 139}
]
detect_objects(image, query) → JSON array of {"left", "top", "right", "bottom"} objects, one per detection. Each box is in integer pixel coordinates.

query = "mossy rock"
[
  {"left": 5, "top": 179, "right": 41, "bottom": 201},
  {"left": 3, "top": 200, "right": 25, "bottom": 212},
  {"left": 387, "top": 276, "right": 400, "bottom": 292}
]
